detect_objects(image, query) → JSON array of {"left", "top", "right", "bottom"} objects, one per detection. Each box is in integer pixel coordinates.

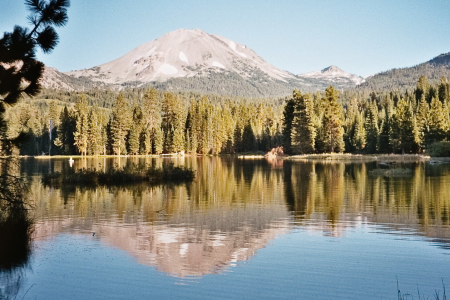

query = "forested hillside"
[
  {"left": 2, "top": 75, "right": 450, "bottom": 156},
  {"left": 359, "top": 53, "right": 450, "bottom": 92}
]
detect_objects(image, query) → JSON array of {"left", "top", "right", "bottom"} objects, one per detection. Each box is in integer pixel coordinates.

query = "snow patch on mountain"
[
  {"left": 159, "top": 64, "right": 178, "bottom": 75},
  {"left": 178, "top": 51, "right": 188, "bottom": 64},
  {"left": 228, "top": 41, "right": 247, "bottom": 58},
  {"left": 212, "top": 61, "right": 225, "bottom": 69}
]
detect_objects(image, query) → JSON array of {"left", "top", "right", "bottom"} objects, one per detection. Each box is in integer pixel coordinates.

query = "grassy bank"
[
  {"left": 285, "top": 153, "right": 431, "bottom": 162},
  {"left": 42, "top": 163, "right": 195, "bottom": 187}
]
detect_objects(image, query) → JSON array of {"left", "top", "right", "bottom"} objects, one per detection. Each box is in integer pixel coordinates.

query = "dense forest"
[{"left": 1, "top": 75, "right": 449, "bottom": 156}]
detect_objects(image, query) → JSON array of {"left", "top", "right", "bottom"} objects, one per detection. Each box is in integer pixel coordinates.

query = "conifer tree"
[
  {"left": 321, "top": 86, "right": 344, "bottom": 153},
  {"left": 353, "top": 112, "right": 366, "bottom": 151},
  {"left": 54, "top": 106, "right": 75, "bottom": 154},
  {"left": 438, "top": 76, "right": 449, "bottom": 103},
  {"left": 415, "top": 94, "right": 429, "bottom": 149},
  {"left": 73, "top": 95, "right": 89, "bottom": 155},
  {"left": 87, "top": 106, "right": 102, "bottom": 155},
  {"left": 281, "top": 98, "right": 295, "bottom": 154},
  {"left": 415, "top": 75, "right": 430, "bottom": 103},
  {"left": 426, "top": 97, "right": 446, "bottom": 146},
  {"left": 0, "top": 0, "right": 70, "bottom": 150},
  {"left": 364, "top": 101, "right": 379, "bottom": 153},
  {"left": 242, "top": 121, "right": 256, "bottom": 152},
  {"left": 391, "top": 98, "right": 416, "bottom": 153},
  {"left": 127, "top": 103, "right": 143, "bottom": 155},
  {"left": 110, "top": 93, "right": 131, "bottom": 155},
  {"left": 153, "top": 126, "right": 163, "bottom": 154},
  {"left": 127, "top": 124, "right": 140, "bottom": 155},
  {"left": 290, "top": 90, "right": 316, "bottom": 154},
  {"left": 162, "top": 92, "right": 185, "bottom": 153},
  {"left": 141, "top": 87, "right": 161, "bottom": 154}
]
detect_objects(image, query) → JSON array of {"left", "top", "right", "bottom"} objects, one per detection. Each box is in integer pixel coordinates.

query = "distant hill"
[
  {"left": 297, "top": 65, "right": 365, "bottom": 90},
  {"left": 358, "top": 52, "right": 450, "bottom": 91}
]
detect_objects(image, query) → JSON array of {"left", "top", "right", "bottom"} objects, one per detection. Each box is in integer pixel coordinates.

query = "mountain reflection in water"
[{"left": 23, "top": 157, "right": 450, "bottom": 278}]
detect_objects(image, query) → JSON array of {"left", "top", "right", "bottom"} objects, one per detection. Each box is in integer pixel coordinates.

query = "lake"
[{"left": 1, "top": 156, "right": 450, "bottom": 299}]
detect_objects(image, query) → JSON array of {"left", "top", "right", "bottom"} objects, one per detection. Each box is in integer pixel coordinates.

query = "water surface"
[{"left": 2, "top": 157, "right": 450, "bottom": 299}]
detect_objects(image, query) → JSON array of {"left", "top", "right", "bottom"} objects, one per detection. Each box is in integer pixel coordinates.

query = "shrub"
[{"left": 429, "top": 141, "right": 450, "bottom": 157}]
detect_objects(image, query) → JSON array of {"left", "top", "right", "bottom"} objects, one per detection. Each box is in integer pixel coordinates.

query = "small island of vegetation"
[{"left": 42, "top": 163, "right": 195, "bottom": 187}]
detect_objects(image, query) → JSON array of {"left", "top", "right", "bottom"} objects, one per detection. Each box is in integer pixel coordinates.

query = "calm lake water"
[{"left": 2, "top": 156, "right": 450, "bottom": 299}]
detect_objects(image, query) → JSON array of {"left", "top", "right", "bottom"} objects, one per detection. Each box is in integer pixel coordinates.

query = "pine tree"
[
  {"left": 322, "top": 86, "right": 345, "bottom": 153},
  {"left": 87, "top": 106, "right": 102, "bottom": 155},
  {"left": 141, "top": 87, "right": 161, "bottom": 154},
  {"left": 54, "top": 106, "right": 76, "bottom": 154},
  {"left": 415, "top": 94, "right": 429, "bottom": 149},
  {"left": 153, "top": 126, "right": 163, "bottom": 154},
  {"left": 0, "top": 0, "right": 70, "bottom": 147},
  {"left": 127, "top": 103, "right": 143, "bottom": 155},
  {"left": 73, "top": 94, "right": 89, "bottom": 155},
  {"left": 242, "top": 121, "right": 256, "bottom": 152},
  {"left": 162, "top": 92, "right": 185, "bottom": 153},
  {"left": 354, "top": 111, "right": 366, "bottom": 151},
  {"left": 127, "top": 124, "right": 140, "bottom": 155},
  {"left": 281, "top": 98, "right": 295, "bottom": 154},
  {"left": 343, "top": 98, "right": 358, "bottom": 154},
  {"left": 290, "top": 90, "right": 316, "bottom": 154},
  {"left": 426, "top": 97, "right": 446, "bottom": 146},
  {"left": 391, "top": 98, "right": 416, "bottom": 154},
  {"left": 415, "top": 75, "right": 430, "bottom": 103},
  {"left": 110, "top": 93, "right": 131, "bottom": 156},
  {"left": 365, "top": 101, "right": 379, "bottom": 153}
]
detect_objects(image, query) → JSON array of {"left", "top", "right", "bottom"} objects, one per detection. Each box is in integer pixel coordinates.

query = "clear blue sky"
[{"left": 1, "top": 0, "right": 450, "bottom": 77}]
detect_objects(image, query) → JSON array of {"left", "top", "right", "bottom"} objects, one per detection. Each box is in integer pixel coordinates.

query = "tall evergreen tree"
[
  {"left": 281, "top": 98, "right": 295, "bottom": 154},
  {"left": 426, "top": 97, "right": 446, "bottom": 146},
  {"left": 162, "top": 92, "right": 185, "bottom": 153},
  {"left": 353, "top": 111, "right": 366, "bottom": 151},
  {"left": 87, "top": 106, "right": 102, "bottom": 155},
  {"left": 438, "top": 76, "right": 450, "bottom": 103},
  {"left": 415, "top": 75, "right": 430, "bottom": 103},
  {"left": 290, "top": 90, "right": 316, "bottom": 154},
  {"left": 141, "top": 87, "right": 162, "bottom": 154},
  {"left": 415, "top": 94, "right": 429, "bottom": 150},
  {"left": 365, "top": 101, "right": 379, "bottom": 153},
  {"left": 321, "top": 86, "right": 345, "bottom": 153},
  {"left": 54, "top": 106, "right": 75, "bottom": 154},
  {"left": 391, "top": 98, "right": 416, "bottom": 153},
  {"left": 73, "top": 94, "right": 89, "bottom": 155},
  {"left": 110, "top": 93, "right": 131, "bottom": 155}
]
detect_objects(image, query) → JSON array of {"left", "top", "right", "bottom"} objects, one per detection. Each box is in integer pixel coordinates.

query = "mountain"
[
  {"left": 67, "top": 28, "right": 295, "bottom": 84},
  {"left": 39, "top": 29, "right": 450, "bottom": 96},
  {"left": 62, "top": 28, "right": 303, "bottom": 97},
  {"left": 298, "top": 65, "right": 365, "bottom": 89},
  {"left": 359, "top": 52, "right": 450, "bottom": 91},
  {"left": 41, "top": 29, "right": 364, "bottom": 97}
]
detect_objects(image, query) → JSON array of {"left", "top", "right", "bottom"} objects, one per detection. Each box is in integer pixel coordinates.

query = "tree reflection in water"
[{"left": 0, "top": 158, "right": 33, "bottom": 300}]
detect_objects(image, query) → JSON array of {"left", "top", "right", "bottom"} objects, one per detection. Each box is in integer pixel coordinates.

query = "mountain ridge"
[{"left": 358, "top": 52, "right": 450, "bottom": 91}]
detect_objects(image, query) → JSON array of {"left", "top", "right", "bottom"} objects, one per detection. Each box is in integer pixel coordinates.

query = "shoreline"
[{"left": 3, "top": 153, "right": 450, "bottom": 163}]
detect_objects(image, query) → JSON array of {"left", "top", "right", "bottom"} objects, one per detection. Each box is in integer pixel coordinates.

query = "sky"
[{"left": 1, "top": 0, "right": 450, "bottom": 77}]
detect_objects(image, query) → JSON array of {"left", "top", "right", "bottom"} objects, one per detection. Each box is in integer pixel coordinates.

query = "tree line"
[
  {"left": 283, "top": 75, "right": 450, "bottom": 154},
  {"left": 2, "top": 88, "right": 283, "bottom": 155},
  {"left": 1, "top": 75, "right": 449, "bottom": 156}
]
